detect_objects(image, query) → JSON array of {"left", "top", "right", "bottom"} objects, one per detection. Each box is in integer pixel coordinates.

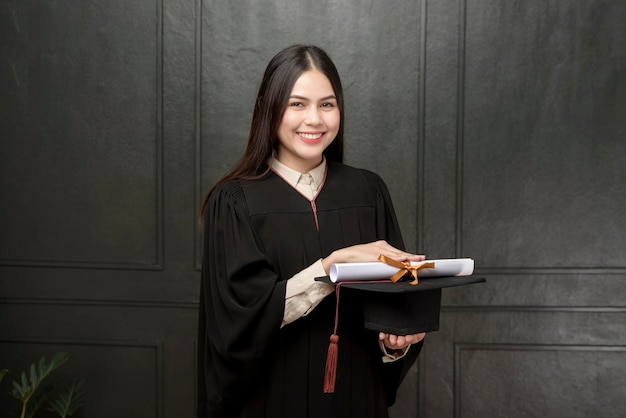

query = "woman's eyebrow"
[{"left": 289, "top": 94, "right": 337, "bottom": 101}]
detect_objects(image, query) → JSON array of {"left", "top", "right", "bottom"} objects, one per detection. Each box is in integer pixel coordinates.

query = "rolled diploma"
[{"left": 329, "top": 258, "right": 474, "bottom": 283}]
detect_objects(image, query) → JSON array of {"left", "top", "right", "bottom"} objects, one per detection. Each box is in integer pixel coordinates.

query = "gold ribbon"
[{"left": 378, "top": 255, "right": 435, "bottom": 285}]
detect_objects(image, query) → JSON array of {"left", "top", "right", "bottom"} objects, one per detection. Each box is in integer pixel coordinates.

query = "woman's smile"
[{"left": 298, "top": 132, "right": 325, "bottom": 143}]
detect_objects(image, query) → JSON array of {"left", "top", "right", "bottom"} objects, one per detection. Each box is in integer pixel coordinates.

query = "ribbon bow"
[{"left": 378, "top": 255, "right": 435, "bottom": 285}]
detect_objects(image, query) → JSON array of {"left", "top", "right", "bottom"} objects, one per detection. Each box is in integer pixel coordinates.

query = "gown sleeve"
[{"left": 197, "top": 181, "right": 287, "bottom": 417}]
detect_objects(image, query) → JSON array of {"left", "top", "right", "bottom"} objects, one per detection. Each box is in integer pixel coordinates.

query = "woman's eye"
[
  {"left": 289, "top": 102, "right": 303, "bottom": 107},
  {"left": 321, "top": 102, "right": 335, "bottom": 108}
]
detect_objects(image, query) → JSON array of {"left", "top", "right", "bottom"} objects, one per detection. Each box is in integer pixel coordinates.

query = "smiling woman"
[{"left": 197, "top": 45, "right": 426, "bottom": 418}]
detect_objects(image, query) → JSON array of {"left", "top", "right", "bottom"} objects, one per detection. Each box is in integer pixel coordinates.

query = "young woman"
[{"left": 198, "top": 44, "right": 426, "bottom": 418}]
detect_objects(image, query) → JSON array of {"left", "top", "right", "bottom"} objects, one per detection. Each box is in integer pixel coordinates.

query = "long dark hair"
[{"left": 200, "top": 44, "right": 345, "bottom": 219}]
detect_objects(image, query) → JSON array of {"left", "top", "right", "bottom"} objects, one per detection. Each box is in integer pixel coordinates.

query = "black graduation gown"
[{"left": 197, "top": 161, "right": 421, "bottom": 418}]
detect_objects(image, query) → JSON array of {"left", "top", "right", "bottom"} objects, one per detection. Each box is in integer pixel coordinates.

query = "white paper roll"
[{"left": 328, "top": 258, "right": 474, "bottom": 283}]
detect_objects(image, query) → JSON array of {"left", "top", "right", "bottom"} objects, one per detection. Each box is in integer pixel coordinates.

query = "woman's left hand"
[{"left": 379, "top": 332, "right": 426, "bottom": 350}]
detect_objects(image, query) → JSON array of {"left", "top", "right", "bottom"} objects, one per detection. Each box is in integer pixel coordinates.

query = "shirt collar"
[{"left": 270, "top": 157, "right": 327, "bottom": 191}]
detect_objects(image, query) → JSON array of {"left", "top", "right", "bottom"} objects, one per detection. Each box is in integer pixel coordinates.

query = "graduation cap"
[{"left": 315, "top": 256, "right": 486, "bottom": 393}]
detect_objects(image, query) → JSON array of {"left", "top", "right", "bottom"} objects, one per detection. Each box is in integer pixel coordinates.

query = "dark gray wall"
[{"left": 1, "top": 1, "right": 624, "bottom": 417}]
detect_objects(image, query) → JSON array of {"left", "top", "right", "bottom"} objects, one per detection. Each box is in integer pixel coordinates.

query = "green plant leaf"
[
  {"left": 29, "top": 364, "right": 38, "bottom": 389},
  {"left": 39, "top": 353, "right": 69, "bottom": 381},
  {"left": 25, "top": 384, "right": 54, "bottom": 418},
  {"left": 47, "top": 379, "right": 85, "bottom": 418},
  {"left": 12, "top": 379, "right": 26, "bottom": 399},
  {"left": 10, "top": 371, "right": 32, "bottom": 399},
  {"left": 7, "top": 352, "right": 71, "bottom": 417}
]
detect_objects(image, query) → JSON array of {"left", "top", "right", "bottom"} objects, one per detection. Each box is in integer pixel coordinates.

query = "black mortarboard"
[
  {"left": 315, "top": 274, "right": 486, "bottom": 335},
  {"left": 314, "top": 260, "right": 485, "bottom": 393}
]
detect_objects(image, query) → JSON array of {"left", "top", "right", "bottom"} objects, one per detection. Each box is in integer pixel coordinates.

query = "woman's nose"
[{"left": 305, "top": 107, "right": 322, "bottom": 125}]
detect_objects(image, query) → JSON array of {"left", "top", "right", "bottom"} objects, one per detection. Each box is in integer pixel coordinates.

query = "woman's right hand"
[{"left": 321, "top": 240, "right": 425, "bottom": 275}]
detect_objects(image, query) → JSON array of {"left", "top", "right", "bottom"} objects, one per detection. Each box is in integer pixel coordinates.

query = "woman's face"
[{"left": 276, "top": 69, "right": 340, "bottom": 173}]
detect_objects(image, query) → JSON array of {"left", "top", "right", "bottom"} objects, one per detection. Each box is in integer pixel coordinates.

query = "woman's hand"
[
  {"left": 322, "top": 240, "right": 425, "bottom": 274},
  {"left": 379, "top": 332, "right": 426, "bottom": 351}
]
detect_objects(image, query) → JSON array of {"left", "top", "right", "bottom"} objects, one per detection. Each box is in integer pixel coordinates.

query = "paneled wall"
[{"left": 1, "top": 1, "right": 624, "bottom": 417}]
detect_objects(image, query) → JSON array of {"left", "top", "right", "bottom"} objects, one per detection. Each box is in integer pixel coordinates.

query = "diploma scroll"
[{"left": 329, "top": 258, "right": 474, "bottom": 283}]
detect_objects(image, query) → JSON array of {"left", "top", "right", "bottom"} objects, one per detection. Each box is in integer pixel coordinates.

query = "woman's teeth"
[{"left": 299, "top": 132, "right": 323, "bottom": 140}]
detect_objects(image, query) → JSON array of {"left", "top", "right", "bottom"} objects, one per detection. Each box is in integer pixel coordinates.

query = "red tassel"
[
  {"left": 323, "top": 334, "right": 339, "bottom": 393},
  {"left": 324, "top": 284, "right": 343, "bottom": 393}
]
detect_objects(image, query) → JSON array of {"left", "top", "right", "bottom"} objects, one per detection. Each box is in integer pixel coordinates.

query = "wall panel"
[
  {"left": 0, "top": 339, "right": 162, "bottom": 418},
  {"left": 0, "top": 0, "right": 163, "bottom": 269},
  {"left": 421, "top": 310, "right": 626, "bottom": 418},
  {"left": 461, "top": 0, "right": 626, "bottom": 269},
  {"left": 456, "top": 344, "right": 626, "bottom": 418},
  {"left": 0, "top": 302, "right": 197, "bottom": 417}
]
